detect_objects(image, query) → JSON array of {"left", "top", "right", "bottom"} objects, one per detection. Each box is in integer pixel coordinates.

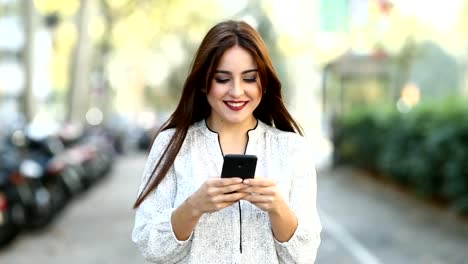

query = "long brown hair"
[{"left": 133, "top": 20, "right": 303, "bottom": 208}]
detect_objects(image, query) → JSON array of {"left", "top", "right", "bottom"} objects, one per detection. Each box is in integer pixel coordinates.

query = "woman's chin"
[{"left": 222, "top": 114, "right": 255, "bottom": 126}]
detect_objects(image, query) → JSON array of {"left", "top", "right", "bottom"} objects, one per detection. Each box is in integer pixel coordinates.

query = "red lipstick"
[{"left": 224, "top": 101, "right": 247, "bottom": 111}]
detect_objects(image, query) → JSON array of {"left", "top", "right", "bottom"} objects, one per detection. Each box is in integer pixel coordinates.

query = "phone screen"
[{"left": 221, "top": 154, "right": 257, "bottom": 179}]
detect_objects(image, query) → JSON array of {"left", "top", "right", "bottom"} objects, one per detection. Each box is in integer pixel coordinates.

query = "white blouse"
[{"left": 132, "top": 120, "right": 321, "bottom": 264}]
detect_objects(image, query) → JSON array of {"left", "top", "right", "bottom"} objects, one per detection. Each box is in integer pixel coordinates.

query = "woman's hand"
[
  {"left": 240, "top": 177, "right": 286, "bottom": 213},
  {"left": 241, "top": 177, "right": 298, "bottom": 242},
  {"left": 186, "top": 177, "right": 249, "bottom": 216}
]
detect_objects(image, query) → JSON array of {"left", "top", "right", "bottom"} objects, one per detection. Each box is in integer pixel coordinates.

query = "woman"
[{"left": 132, "top": 20, "right": 321, "bottom": 263}]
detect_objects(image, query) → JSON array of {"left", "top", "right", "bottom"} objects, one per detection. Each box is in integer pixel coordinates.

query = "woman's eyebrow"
[
  {"left": 214, "top": 70, "right": 231, "bottom": 74},
  {"left": 214, "top": 69, "right": 258, "bottom": 74},
  {"left": 242, "top": 69, "right": 258, "bottom": 74}
]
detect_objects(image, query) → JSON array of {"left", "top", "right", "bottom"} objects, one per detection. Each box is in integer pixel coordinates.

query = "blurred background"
[{"left": 1, "top": 0, "right": 468, "bottom": 263}]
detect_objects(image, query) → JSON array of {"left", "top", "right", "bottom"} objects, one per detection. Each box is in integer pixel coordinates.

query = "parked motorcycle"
[
  {"left": 58, "top": 124, "right": 115, "bottom": 188},
  {"left": 0, "top": 142, "right": 26, "bottom": 245},
  {"left": 0, "top": 163, "right": 25, "bottom": 247},
  {"left": 5, "top": 130, "right": 60, "bottom": 229}
]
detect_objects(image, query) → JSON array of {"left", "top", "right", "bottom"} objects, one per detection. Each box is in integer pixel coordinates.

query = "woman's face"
[{"left": 207, "top": 45, "right": 262, "bottom": 127}]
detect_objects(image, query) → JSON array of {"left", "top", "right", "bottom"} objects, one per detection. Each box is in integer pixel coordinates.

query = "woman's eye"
[
  {"left": 214, "top": 78, "right": 230, "bottom": 84},
  {"left": 244, "top": 78, "right": 257, "bottom": 83}
]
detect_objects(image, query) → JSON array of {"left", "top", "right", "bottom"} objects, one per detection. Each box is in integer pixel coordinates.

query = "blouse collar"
[{"left": 193, "top": 118, "right": 267, "bottom": 140}]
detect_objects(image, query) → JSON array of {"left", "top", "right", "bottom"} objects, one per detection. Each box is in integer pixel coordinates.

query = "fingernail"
[{"left": 243, "top": 180, "right": 250, "bottom": 184}]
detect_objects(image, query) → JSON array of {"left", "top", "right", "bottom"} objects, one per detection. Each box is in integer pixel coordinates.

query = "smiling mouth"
[{"left": 224, "top": 101, "right": 248, "bottom": 111}]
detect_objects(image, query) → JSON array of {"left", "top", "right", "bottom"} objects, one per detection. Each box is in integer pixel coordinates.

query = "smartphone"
[{"left": 221, "top": 154, "right": 257, "bottom": 179}]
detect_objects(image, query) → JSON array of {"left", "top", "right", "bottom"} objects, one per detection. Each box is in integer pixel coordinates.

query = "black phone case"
[{"left": 221, "top": 154, "right": 257, "bottom": 179}]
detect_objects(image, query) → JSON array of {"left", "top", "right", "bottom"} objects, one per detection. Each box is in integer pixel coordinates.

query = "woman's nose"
[{"left": 229, "top": 79, "right": 244, "bottom": 97}]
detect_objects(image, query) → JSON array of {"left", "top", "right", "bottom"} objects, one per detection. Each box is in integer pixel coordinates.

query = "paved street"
[
  {"left": 1, "top": 153, "right": 468, "bottom": 263},
  {"left": 0, "top": 152, "right": 147, "bottom": 264},
  {"left": 316, "top": 167, "right": 468, "bottom": 264}
]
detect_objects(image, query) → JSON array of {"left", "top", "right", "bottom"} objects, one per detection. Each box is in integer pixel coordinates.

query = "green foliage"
[
  {"left": 334, "top": 104, "right": 395, "bottom": 169},
  {"left": 334, "top": 98, "right": 468, "bottom": 214}
]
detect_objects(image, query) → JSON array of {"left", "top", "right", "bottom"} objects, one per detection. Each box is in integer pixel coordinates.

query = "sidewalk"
[
  {"left": 0, "top": 153, "right": 147, "bottom": 264},
  {"left": 316, "top": 166, "right": 468, "bottom": 264},
  {"left": 2, "top": 153, "right": 467, "bottom": 263}
]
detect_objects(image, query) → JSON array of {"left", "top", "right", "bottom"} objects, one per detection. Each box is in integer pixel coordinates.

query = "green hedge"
[{"left": 333, "top": 98, "right": 468, "bottom": 213}]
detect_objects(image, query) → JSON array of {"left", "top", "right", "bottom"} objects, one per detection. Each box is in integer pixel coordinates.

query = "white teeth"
[{"left": 226, "top": 102, "right": 245, "bottom": 107}]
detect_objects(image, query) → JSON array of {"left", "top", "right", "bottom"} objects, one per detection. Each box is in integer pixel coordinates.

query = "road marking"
[{"left": 319, "top": 209, "right": 382, "bottom": 264}]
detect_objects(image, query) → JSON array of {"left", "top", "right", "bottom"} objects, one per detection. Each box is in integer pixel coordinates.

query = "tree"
[
  {"left": 66, "top": 0, "right": 92, "bottom": 123},
  {"left": 21, "top": 0, "right": 36, "bottom": 122}
]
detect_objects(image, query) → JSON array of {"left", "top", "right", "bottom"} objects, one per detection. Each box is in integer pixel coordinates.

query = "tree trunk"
[
  {"left": 21, "top": 0, "right": 36, "bottom": 122},
  {"left": 95, "top": 0, "right": 114, "bottom": 121},
  {"left": 67, "top": 0, "right": 92, "bottom": 123}
]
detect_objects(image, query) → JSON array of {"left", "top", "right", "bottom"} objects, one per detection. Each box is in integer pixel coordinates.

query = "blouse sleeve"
[
  {"left": 132, "top": 130, "right": 193, "bottom": 263},
  {"left": 274, "top": 136, "right": 322, "bottom": 263}
]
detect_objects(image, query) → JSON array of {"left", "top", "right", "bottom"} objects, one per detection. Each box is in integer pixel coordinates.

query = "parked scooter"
[
  {"left": 0, "top": 146, "right": 26, "bottom": 247},
  {"left": 0, "top": 191, "right": 19, "bottom": 247},
  {"left": 5, "top": 130, "right": 59, "bottom": 229},
  {"left": 58, "top": 124, "right": 114, "bottom": 188},
  {"left": 0, "top": 140, "right": 26, "bottom": 245}
]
